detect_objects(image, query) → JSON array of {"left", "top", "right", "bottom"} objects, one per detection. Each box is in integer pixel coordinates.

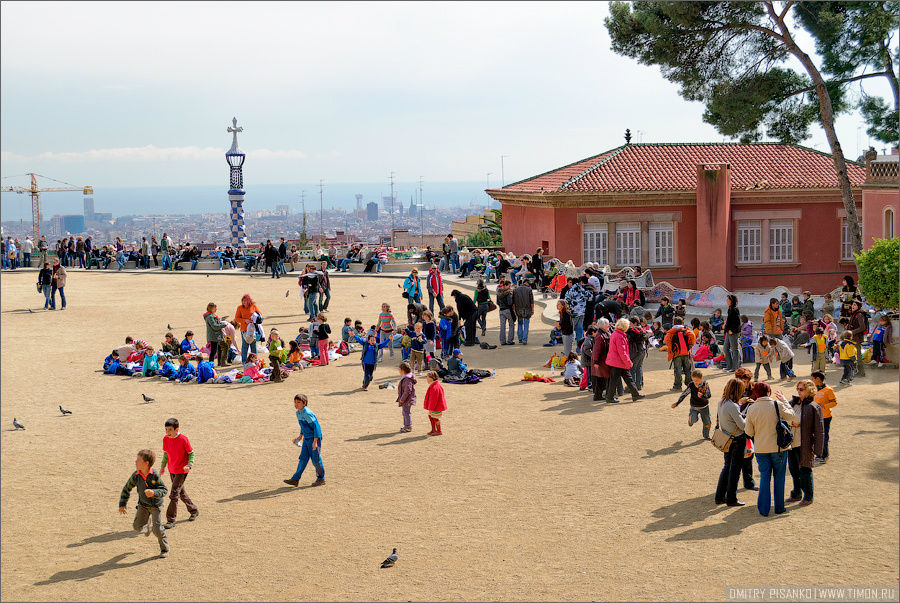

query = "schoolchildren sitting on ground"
[
  {"left": 126, "top": 340, "right": 148, "bottom": 364},
  {"left": 158, "top": 355, "right": 178, "bottom": 379},
  {"left": 180, "top": 331, "right": 202, "bottom": 359},
  {"left": 563, "top": 352, "right": 582, "bottom": 387},
  {"left": 196, "top": 357, "right": 217, "bottom": 384},
  {"left": 161, "top": 333, "right": 181, "bottom": 357},
  {"left": 142, "top": 347, "right": 159, "bottom": 376},
  {"left": 710, "top": 309, "right": 724, "bottom": 334},
  {"left": 172, "top": 354, "right": 197, "bottom": 382},
  {"left": 671, "top": 368, "right": 712, "bottom": 439}
]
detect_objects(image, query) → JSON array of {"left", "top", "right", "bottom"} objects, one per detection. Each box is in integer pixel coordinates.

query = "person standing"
[
  {"left": 50, "top": 258, "right": 67, "bottom": 310},
  {"left": 22, "top": 236, "right": 33, "bottom": 268},
  {"left": 848, "top": 300, "right": 868, "bottom": 377},
  {"left": 786, "top": 380, "right": 825, "bottom": 506},
  {"left": 450, "top": 289, "right": 478, "bottom": 347},
  {"left": 38, "top": 262, "right": 53, "bottom": 309},
  {"left": 663, "top": 317, "right": 696, "bottom": 390},
  {"left": 839, "top": 275, "right": 861, "bottom": 318},
  {"left": 764, "top": 298, "right": 785, "bottom": 341},
  {"left": 474, "top": 279, "right": 491, "bottom": 337},
  {"left": 655, "top": 296, "right": 675, "bottom": 331},
  {"left": 150, "top": 236, "right": 159, "bottom": 267},
  {"left": 37, "top": 235, "right": 48, "bottom": 266},
  {"left": 284, "top": 394, "right": 325, "bottom": 487},
  {"left": 318, "top": 261, "right": 331, "bottom": 311},
  {"left": 591, "top": 318, "right": 612, "bottom": 401},
  {"left": 558, "top": 300, "right": 575, "bottom": 356},
  {"left": 448, "top": 234, "right": 460, "bottom": 274},
  {"left": 300, "top": 265, "right": 321, "bottom": 320},
  {"left": 743, "top": 382, "right": 797, "bottom": 516},
  {"left": 159, "top": 417, "right": 199, "bottom": 528},
  {"left": 139, "top": 237, "right": 149, "bottom": 269},
  {"left": 497, "top": 278, "right": 516, "bottom": 346},
  {"left": 605, "top": 318, "right": 645, "bottom": 403},
  {"left": 403, "top": 269, "right": 423, "bottom": 304},
  {"left": 160, "top": 232, "right": 171, "bottom": 270},
  {"left": 203, "top": 303, "right": 229, "bottom": 366},
  {"left": 512, "top": 278, "right": 535, "bottom": 345},
  {"left": 565, "top": 279, "right": 590, "bottom": 343},
  {"left": 714, "top": 378, "right": 748, "bottom": 507},
  {"left": 278, "top": 237, "right": 288, "bottom": 277},
  {"left": 723, "top": 294, "right": 742, "bottom": 371},
  {"left": 234, "top": 294, "right": 261, "bottom": 364},
  {"left": 426, "top": 264, "right": 444, "bottom": 313},
  {"left": 264, "top": 240, "right": 280, "bottom": 279}
]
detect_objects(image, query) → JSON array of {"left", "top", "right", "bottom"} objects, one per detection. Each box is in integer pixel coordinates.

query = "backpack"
[
  {"left": 774, "top": 400, "right": 794, "bottom": 449},
  {"left": 669, "top": 330, "right": 688, "bottom": 356}
]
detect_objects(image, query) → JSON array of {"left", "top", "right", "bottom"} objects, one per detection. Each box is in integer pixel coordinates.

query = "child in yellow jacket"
[{"left": 838, "top": 330, "right": 857, "bottom": 384}]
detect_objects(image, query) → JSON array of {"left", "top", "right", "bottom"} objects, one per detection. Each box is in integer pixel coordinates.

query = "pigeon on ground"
[
  {"left": 285, "top": 290, "right": 290, "bottom": 297},
  {"left": 27, "top": 308, "right": 34, "bottom": 313},
  {"left": 381, "top": 548, "right": 398, "bottom": 568},
  {"left": 59, "top": 405, "right": 72, "bottom": 415},
  {"left": 206, "top": 274, "right": 209, "bottom": 278},
  {"left": 141, "top": 394, "right": 155, "bottom": 403},
  {"left": 12, "top": 418, "right": 24, "bottom": 430},
  {"left": 167, "top": 324, "right": 172, "bottom": 330},
  {"left": 361, "top": 294, "right": 367, "bottom": 298}
]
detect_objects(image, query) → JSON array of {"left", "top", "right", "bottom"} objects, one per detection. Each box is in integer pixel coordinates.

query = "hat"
[{"left": 452, "top": 348, "right": 461, "bottom": 356}]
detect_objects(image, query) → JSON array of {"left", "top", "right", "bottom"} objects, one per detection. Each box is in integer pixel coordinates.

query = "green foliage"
[
  {"left": 860, "top": 96, "right": 900, "bottom": 144},
  {"left": 856, "top": 237, "right": 899, "bottom": 310},
  {"left": 481, "top": 209, "right": 502, "bottom": 238},
  {"left": 466, "top": 229, "right": 502, "bottom": 248}
]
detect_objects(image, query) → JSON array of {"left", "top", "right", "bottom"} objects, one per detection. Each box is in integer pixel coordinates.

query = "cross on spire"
[{"left": 227, "top": 117, "right": 243, "bottom": 154}]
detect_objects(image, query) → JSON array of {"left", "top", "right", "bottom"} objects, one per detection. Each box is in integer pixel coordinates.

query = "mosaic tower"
[{"left": 226, "top": 117, "right": 247, "bottom": 246}]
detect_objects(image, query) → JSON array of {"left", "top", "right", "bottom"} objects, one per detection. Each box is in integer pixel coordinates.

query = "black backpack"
[{"left": 774, "top": 400, "right": 794, "bottom": 449}]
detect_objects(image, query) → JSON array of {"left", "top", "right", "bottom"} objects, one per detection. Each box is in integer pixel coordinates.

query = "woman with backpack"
[{"left": 744, "top": 382, "right": 797, "bottom": 516}]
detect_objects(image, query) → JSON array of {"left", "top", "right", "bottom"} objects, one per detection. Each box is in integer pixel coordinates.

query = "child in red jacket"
[{"left": 423, "top": 371, "right": 447, "bottom": 435}]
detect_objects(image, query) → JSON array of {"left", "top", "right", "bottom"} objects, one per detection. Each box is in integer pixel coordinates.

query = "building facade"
[{"left": 486, "top": 142, "right": 896, "bottom": 293}]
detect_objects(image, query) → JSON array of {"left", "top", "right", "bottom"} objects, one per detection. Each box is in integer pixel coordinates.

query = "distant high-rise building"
[
  {"left": 355, "top": 194, "right": 363, "bottom": 214},
  {"left": 366, "top": 202, "right": 379, "bottom": 221},
  {"left": 83, "top": 195, "right": 95, "bottom": 220},
  {"left": 276, "top": 204, "right": 290, "bottom": 216},
  {"left": 382, "top": 196, "right": 395, "bottom": 213},
  {"left": 53, "top": 214, "right": 85, "bottom": 235}
]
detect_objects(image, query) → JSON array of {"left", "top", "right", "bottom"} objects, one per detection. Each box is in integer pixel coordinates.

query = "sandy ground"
[{"left": 1, "top": 270, "right": 898, "bottom": 602}]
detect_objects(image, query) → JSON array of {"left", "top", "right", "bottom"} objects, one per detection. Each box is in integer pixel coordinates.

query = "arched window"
[{"left": 885, "top": 207, "right": 896, "bottom": 239}]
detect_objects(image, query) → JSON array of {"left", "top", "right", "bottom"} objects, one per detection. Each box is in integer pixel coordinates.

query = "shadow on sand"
[{"left": 34, "top": 552, "right": 158, "bottom": 585}]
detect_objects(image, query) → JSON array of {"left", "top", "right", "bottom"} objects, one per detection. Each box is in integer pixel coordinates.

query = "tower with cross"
[{"left": 225, "top": 117, "right": 247, "bottom": 246}]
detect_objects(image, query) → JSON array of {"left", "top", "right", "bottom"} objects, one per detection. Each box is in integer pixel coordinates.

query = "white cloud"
[{"left": 1, "top": 145, "right": 307, "bottom": 163}]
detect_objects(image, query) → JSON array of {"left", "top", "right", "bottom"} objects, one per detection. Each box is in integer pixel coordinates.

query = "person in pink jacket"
[
  {"left": 605, "top": 318, "right": 646, "bottom": 403},
  {"left": 423, "top": 370, "right": 447, "bottom": 435}
]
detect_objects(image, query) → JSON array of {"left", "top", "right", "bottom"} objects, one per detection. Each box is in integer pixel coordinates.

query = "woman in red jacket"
[
  {"left": 605, "top": 318, "right": 646, "bottom": 403},
  {"left": 423, "top": 370, "right": 447, "bottom": 435}
]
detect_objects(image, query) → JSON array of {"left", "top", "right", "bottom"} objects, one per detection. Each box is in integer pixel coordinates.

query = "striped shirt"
[{"left": 377, "top": 312, "right": 395, "bottom": 332}]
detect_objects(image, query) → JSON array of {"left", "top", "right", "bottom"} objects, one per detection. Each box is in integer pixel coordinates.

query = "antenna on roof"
[{"left": 624, "top": 129, "right": 632, "bottom": 145}]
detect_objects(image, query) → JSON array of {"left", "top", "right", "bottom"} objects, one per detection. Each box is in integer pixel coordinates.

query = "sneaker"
[
  {"left": 311, "top": 479, "right": 325, "bottom": 486},
  {"left": 283, "top": 478, "right": 300, "bottom": 486},
  {"left": 159, "top": 551, "right": 169, "bottom": 558},
  {"left": 142, "top": 524, "right": 151, "bottom": 537},
  {"left": 798, "top": 500, "right": 813, "bottom": 507},
  {"left": 632, "top": 394, "right": 646, "bottom": 400},
  {"left": 878, "top": 362, "right": 884, "bottom": 368},
  {"left": 163, "top": 522, "right": 176, "bottom": 529},
  {"left": 188, "top": 511, "right": 199, "bottom": 521},
  {"left": 688, "top": 416, "right": 696, "bottom": 427},
  {"left": 671, "top": 385, "right": 681, "bottom": 391}
]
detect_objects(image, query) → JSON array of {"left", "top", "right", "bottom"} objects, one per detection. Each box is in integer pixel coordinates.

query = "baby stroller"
[{"left": 740, "top": 336, "right": 754, "bottom": 364}]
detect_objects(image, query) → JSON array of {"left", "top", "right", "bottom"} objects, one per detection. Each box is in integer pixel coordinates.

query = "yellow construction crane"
[{"left": 1, "top": 173, "right": 93, "bottom": 241}]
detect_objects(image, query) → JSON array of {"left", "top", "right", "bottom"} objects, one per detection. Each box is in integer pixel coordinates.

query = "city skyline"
[{"left": 2, "top": 2, "right": 892, "bottom": 194}]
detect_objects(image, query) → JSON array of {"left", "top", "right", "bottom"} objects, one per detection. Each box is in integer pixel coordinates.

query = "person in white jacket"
[{"left": 772, "top": 336, "right": 796, "bottom": 380}]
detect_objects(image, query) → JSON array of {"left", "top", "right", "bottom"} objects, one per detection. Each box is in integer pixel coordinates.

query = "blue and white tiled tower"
[{"left": 226, "top": 117, "right": 247, "bottom": 246}]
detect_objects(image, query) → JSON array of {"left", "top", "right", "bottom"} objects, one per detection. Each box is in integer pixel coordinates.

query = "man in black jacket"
[{"left": 450, "top": 289, "right": 478, "bottom": 346}]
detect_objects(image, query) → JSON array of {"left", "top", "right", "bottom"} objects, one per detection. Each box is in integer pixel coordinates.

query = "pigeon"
[
  {"left": 381, "top": 548, "right": 398, "bottom": 568},
  {"left": 206, "top": 274, "right": 209, "bottom": 278},
  {"left": 141, "top": 394, "right": 155, "bottom": 403},
  {"left": 167, "top": 324, "right": 172, "bottom": 330},
  {"left": 360, "top": 294, "right": 367, "bottom": 298},
  {"left": 27, "top": 308, "right": 34, "bottom": 313},
  {"left": 59, "top": 405, "right": 72, "bottom": 415},
  {"left": 12, "top": 418, "right": 24, "bottom": 430},
  {"left": 285, "top": 290, "right": 290, "bottom": 297}
]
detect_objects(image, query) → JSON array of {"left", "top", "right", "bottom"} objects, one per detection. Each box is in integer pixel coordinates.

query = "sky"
[{"left": 1, "top": 1, "right": 895, "bottom": 219}]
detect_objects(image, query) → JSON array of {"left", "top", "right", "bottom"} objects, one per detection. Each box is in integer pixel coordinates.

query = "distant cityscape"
[{"left": 0, "top": 192, "right": 493, "bottom": 247}]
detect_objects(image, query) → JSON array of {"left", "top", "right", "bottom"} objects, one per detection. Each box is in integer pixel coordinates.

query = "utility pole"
[
  {"left": 389, "top": 171, "right": 395, "bottom": 247},
  {"left": 319, "top": 179, "right": 324, "bottom": 237}
]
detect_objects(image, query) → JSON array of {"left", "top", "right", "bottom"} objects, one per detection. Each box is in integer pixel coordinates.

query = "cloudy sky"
[{"left": 1, "top": 1, "right": 893, "bottom": 193}]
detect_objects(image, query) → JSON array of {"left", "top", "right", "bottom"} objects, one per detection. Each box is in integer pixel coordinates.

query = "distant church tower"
[{"left": 225, "top": 117, "right": 247, "bottom": 246}]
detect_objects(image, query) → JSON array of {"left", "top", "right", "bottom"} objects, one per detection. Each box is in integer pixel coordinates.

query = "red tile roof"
[{"left": 502, "top": 143, "right": 866, "bottom": 192}]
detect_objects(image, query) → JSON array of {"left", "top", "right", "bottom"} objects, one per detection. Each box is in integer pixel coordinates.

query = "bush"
[{"left": 856, "top": 237, "right": 899, "bottom": 310}]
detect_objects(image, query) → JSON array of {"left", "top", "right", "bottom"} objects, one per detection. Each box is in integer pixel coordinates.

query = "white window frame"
[
  {"left": 615, "top": 222, "right": 641, "bottom": 267},
  {"left": 768, "top": 220, "right": 794, "bottom": 263},
  {"left": 736, "top": 220, "right": 762, "bottom": 264},
  {"left": 885, "top": 208, "right": 895, "bottom": 239},
  {"left": 648, "top": 222, "right": 674, "bottom": 266},
  {"left": 841, "top": 218, "right": 854, "bottom": 261},
  {"left": 582, "top": 224, "right": 607, "bottom": 266}
]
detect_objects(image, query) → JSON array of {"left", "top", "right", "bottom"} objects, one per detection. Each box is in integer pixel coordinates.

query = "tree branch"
[
  {"left": 778, "top": 1, "right": 794, "bottom": 22},
  {"left": 776, "top": 70, "right": 896, "bottom": 101}
]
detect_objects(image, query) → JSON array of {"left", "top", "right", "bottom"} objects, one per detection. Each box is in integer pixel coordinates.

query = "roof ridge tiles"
[
  {"left": 502, "top": 144, "right": 626, "bottom": 190},
  {"left": 559, "top": 146, "right": 627, "bottom": 191}
]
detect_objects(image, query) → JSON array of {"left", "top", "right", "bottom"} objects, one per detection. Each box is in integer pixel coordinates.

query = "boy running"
[{"left": 118, "top": 449, "right": 169, "bottom": 558}]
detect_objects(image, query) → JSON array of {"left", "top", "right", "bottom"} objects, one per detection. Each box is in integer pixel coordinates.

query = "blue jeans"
[
  {"left": 240, "top": 336, "right": 257, "bottom": 364},
  {"left": 517, "top": 317, "right": 530, "bottom": 343},
  {"left": 688, "top": 405, "right": 712, "bottom": 438},
  {"left": 305, "top": 295, "right": 319, "bottom": 319},
  {"left": 116, "top": 253, "right": 125, "bottom": 270},
  {"left": 51, "top": 285, "right": 65, "bottom": 309},
  {"left": 190, "top": 259, "right": 199, "bottom": 270},
  {"left": 337, "top": 258, "right": 351, "bottom": 271},
  {"left": 290, "top": 439, "right": 324, "bottom": 482},
  {"left": 756, "top": 451, "right": 788, "bottom": 515},
  {"left": 450, "top": 252, "right": 459, "bottom": 273},
  {"left": 162, "top": 253, "right": 172, "bottom": 270},
  {"left": 219, "top": 256, "right": 235, "bottom": 269},
  {"left": 376, "top": 259, "right": 386, "bottom": 273},
  {"left": 319, "top": 288, "right": 331, "bottom": 311},
  {"left": 42, "top": 284, "right": 52, "bottom": 309},
  {"left": 428, "top": 292, "right": 444, "bottom": 314},
  {"left": 572, "top": 314, "right": 584, "bottom": 342}
]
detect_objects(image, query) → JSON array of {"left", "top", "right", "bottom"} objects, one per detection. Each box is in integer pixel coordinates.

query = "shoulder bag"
[
  {"left": 710, "top": 402, "right": 735, "bottom": 452},
  {"left": 774, "top": 399, "right": 794, "bottom": 449}
]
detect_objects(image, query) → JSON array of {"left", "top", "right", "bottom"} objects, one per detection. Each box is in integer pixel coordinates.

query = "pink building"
[{"left": 486, "top": 142, "right": 896, "bottom": 293}]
